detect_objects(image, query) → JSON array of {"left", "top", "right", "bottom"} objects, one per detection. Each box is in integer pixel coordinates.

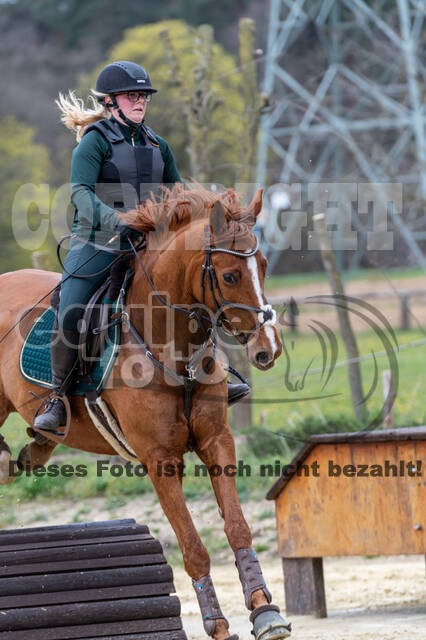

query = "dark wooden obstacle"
[
  {"left": 0, "top": 518, "right": 187, "bottom": 639},
  {"left": 266, "top": 427, "right": 426, "bottom": 618}
]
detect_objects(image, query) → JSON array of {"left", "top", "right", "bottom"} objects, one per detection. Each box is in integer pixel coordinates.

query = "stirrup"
[{"left": 227, "top": 365, "right": 251, "bottom": 406}]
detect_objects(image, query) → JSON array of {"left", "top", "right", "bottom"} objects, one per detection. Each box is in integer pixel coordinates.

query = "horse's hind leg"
[
  {"left": 0, "top": 398, "right": 57, "bottom": 483},
  {"left": 0, "top": 401, "right": 14, "bottom": 485},
  {"left": 17, "top": 432, "right": 57, "bottom": 472},
  {"left": 0, "top": 434, "right": 13, "bottom": 485},
  {"left": 145, "top": 454, "right": 234, "bottom": 640}
]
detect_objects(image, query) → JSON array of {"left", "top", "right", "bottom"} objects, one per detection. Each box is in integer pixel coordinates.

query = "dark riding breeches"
[{"left": 57, "top": 238, "right": 117, "bottom": 345}]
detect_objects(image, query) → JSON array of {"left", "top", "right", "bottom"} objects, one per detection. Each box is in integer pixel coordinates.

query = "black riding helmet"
[
  {"left": 95, "top": 61, "right": 157, "bottom": 128},
  {"left": 96, "top": 61, "right": 158, "bottom": 95}
]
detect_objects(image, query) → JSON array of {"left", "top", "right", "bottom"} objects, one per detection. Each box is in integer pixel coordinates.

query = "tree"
[
  {"left": 0, "top": 116, "right": 51, "bottom": 272},
  {"left": 236, "top": 17, "right": 265, "bottom": 186},
  {"left": 5, "top": 0, "right": 252, "bottom": 49},
  {"left": 157, "top": 18, "right": 265, "bottom": 429},
  {"left": 314, "top": 214, "right": 368, "bottom": 424},
  {"left": 229, "top": 18, "right": 266, "bottom": 430},
  {"left": 82, "top": 20, "right": 245, "bottom": 184},
  {"left": 160, "top": 24, "right": 227, "bottom": 183},
  {"left": 172, "top": 0, "right": 252, "bottom": 32},
  {"left": 4, "top": 0, "right": 168, "bottom": 48}
]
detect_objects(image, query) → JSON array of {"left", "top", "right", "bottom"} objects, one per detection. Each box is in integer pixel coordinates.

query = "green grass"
[
  {"left": 257, "top": 509, "right": 275, "bottom": 521},
  {"left": 250, "top": 327, "right": 425, "bottom": 434},
  {"left": 254, "top": 544, "right": 269, "bottom": 553},
  {"left": 264, "top": 266, "right": 424, "bottom": 292},
  {"left": 0, "top": 328, "right": 424, "bottom": 512}
]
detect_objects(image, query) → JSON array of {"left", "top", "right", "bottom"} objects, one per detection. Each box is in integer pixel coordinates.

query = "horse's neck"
[{"left": 126, "top": 243, "right": 203, "bottom": 363}]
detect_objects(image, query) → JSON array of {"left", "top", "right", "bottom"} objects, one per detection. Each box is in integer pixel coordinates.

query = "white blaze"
[{"left": 247, "top": 256, "right": 278, "bottom": 353}]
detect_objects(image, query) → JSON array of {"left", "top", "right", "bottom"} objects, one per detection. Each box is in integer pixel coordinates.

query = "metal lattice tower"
[{"left": 257, "top": 0, "right": 426, "bottom": 271}]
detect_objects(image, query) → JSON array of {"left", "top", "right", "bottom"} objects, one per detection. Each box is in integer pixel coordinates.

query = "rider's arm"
[
  {"left": 157, "top": 136, "right": 182, "bottom": 184},
  {"left": 70, "top": 130, "right": 118, "bottom": 233}
]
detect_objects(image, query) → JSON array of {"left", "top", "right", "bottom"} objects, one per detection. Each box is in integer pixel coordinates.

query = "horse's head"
[
  {"left": 190, "top": 188, "right": 282, "bottom": 370},
  {"left": 121, "top": 184, "right": 282, "bottom": 370}
]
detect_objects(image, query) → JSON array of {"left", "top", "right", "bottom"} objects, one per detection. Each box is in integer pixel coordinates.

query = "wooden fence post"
[
  {"left": 313, "top": 214, "right": 367, "bottom": 424},
  {"left": 382, "top": 369, "right": 396, "bottom": 429},
  {"left": 400, "top": 294, "right": 410, "bottom": 330},
  {"left": 282, "top": 557, "right": 327, "bottom": 618}
]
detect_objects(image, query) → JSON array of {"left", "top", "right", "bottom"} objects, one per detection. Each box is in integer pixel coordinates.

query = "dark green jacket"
[{"left": 70, "top": 116, "right": 181, "bottom": 239}]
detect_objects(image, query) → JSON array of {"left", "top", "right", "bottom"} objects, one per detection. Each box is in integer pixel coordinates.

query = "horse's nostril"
[{"left": 256, "top": 351, "right": 271, "bottom": 365}]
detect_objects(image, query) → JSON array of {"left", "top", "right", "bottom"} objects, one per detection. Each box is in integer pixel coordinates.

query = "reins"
[
  {"left": 57, "top": 233, "right": 147, "bottom": 278},
  {"left": 0, "top": 233, "right": 145, "bottom": 346},
  {"left": 125, "top": 237, "right": 218, "bottom": 413},
  {"left": 122, "top": 226, "right": 273, "bottom": 418}
]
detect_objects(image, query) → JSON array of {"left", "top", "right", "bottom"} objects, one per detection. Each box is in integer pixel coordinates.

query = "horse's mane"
[{"left": 118, "top": 183, "right": 260, "bottom": 247}]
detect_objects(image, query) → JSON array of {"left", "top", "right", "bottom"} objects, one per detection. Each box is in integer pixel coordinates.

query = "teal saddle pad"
[{"left": 19, "top": 295, "right": 123, "bottom": 396}]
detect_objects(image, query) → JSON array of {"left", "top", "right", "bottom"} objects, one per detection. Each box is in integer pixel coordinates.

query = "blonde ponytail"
[{"left": 56, "top": 90, "right": 111, "bottom": 141}]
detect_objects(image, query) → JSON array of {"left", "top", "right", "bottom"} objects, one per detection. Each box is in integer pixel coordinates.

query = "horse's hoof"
[
  {"left": 251, "top": 607, "right": 291, "bottom": 640},
  {"left": 0, "top": 448, "right": 14, "bottom": 485},
  {"left": 17, "top": 444, "right": 31, "bottom": 471}
]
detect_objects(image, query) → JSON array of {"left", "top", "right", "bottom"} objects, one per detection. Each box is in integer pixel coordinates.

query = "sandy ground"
[
  {"left": 268, "top": 275, "right": 426, "bottom": 333},
  {"left": 175, "top": 556, "right": 426, "bottom": 639},
  {"left": 5, "top": 492, "right": 426, "bottom": 640}
]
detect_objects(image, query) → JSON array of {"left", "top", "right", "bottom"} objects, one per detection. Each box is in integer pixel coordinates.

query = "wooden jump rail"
[
  {"left": 268, "top": 288, "right": 426, "bottom": 332},
  {"left": 0, "top": 519, "right": 187, "bottom": 639}
]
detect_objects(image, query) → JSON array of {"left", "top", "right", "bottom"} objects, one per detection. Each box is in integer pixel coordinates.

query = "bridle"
[
  {"left": 123, "top": 227, "right": 276, "bottom": 421},
  {"left": 199, "top": 226, "right": 275, "bottom": 344},
  {"left": 130, "top": 226, "right": 276, "bottom": 348}
]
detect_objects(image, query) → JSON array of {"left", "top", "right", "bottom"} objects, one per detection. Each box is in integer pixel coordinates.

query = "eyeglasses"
[{"left": 118, "top": 91, "right": 152, "bottom": 103}]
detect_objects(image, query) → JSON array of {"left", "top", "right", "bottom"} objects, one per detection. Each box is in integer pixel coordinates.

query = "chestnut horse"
[{"left": 0, "top": 185, "right": 291, "bottom": 640}]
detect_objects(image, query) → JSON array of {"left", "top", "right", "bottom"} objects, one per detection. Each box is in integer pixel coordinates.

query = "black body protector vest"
[{"left": 85, "top": 118, "right": 165, "bottom": 211}]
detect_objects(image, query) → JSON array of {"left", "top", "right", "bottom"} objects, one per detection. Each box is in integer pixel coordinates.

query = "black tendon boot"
[{"left": 33, "top": 329, "right": 77, "bottom": 435}]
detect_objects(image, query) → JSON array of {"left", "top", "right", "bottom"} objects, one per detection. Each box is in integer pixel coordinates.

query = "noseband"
[{"left": 200, "top": 227, "right": 275, "bottom": 344}]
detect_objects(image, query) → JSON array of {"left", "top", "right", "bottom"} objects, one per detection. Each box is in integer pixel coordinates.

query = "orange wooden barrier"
[{"left": 267, "top": 427, "right": 426, "bottom": 617}]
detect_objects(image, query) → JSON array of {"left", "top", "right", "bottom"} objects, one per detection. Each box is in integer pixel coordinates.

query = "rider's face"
[{"left": 107, "top": 92, "right": 147, "bottom": 124}]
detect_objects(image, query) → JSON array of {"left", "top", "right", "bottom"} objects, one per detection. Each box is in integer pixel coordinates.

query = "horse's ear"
[
  {"left": 247, "top": 188, "right": 263, "bottom": 223},
  {"left": 209, "top": 200, "right": 227, "bottom": 237}
]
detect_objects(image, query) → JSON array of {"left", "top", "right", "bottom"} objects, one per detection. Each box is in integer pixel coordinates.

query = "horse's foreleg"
[
  {"left": 196, "top": 431, "right": 292, "bottom": 639},
  {"left": 146, "top": 455, "right": 235, "bottom": 640},
  {"left": 0, "top": 433, "right": 13, "bottom": 485},
  {"left": 195, "top": 431, "right": 265, "bottom": 601}
]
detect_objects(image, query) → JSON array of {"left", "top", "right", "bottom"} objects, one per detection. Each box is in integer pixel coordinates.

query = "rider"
[{"left": 34, "top": 60, "right": 248, "bottom": 435}]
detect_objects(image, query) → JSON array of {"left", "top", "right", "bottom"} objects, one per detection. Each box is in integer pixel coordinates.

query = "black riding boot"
[
  {"left": 33, "top": 329, "right": 77, "bottom": 435},
  {"left": 227, "top": 382, "right": 251, "bottom": 406}
]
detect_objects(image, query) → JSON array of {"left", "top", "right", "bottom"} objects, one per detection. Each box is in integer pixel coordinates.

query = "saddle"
[
  {"left": 22, "top": 257, "right": 138, "bottom": 458},
  {"left": 20, "top": 257, "right": 132, "bottom": 396}
]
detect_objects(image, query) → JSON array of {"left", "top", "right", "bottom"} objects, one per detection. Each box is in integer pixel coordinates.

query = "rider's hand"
[{"left": 115, "top": 222, "right": 144, "bottom": 243}]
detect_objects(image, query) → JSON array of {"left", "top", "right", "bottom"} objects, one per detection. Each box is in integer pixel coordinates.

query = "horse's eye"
[{"left": 223, "top": 272, "right": 238, "bottom": 285}]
